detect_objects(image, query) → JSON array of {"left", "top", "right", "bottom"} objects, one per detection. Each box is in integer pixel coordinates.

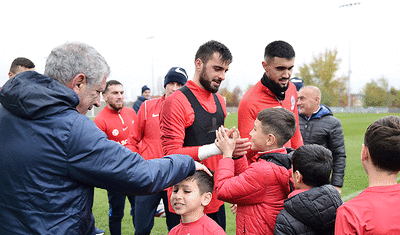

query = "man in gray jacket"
[{"left": 297, "top": 85, "right": 346, "bottom": 194}]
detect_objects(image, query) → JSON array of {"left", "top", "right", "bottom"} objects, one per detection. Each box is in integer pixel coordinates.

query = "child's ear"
[
  {"left": 265, "top": 133, "right": 276, "bottom": 147},
  {"left": 361, "top": 144, "right": 370, "bottom": 162},
  {"left": 201, "top": 192, "right": 212, "bottom": 207},
  {"left": 293, "top": 170, "right": 303, "bottom": 184}
]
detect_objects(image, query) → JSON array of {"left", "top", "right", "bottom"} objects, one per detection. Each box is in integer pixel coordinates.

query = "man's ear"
[
  {"left": 315, "top": 96, "right": 321, "bottom": 104},
  {"left": 8, "top": 72, "right": 15, "bottom": 79},
  {"left": 195, "top": 58, "right": 203, "bottom": 71},
  {"left": 262, "top": 61, "right": 268, "bottom": 72},
  {"left": 68, "top": 73, "right": 86, "bottom": 92},
  {"left": 201, "top": 192, "right": 212, "bottom": 207}
]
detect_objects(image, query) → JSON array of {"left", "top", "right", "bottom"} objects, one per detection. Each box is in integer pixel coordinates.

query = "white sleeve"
[{"left": 198, "top": 143, "right": 222, "bottom": 161}]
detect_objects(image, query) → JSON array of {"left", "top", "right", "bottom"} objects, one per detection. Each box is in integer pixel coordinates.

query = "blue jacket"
[
  {"left": 0, "top": 71, "right": 195, "bottom": 234},
  {"left": 133, "top": 95, "right": 147, "bottom": 113}
]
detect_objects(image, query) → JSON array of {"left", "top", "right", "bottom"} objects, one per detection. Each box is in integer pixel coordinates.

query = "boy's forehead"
[{"left": 175, "top": 179, "right": 198, "bottom": 188}]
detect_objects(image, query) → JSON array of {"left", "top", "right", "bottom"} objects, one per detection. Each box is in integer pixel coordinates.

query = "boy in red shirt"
[
  {"left": 335, "top": 116, "right": 400, "bottom": 234},
  {"left": 214, "top": 108, "right": 296, "bottom": 235},
  {"left": 169, "top": 171, "right": 226, "bottom": 235}
]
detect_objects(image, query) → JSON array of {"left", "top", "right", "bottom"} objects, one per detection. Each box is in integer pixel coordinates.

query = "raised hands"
[
  {"left": 217, "top": 126, "right": 251, "bottom": 158},
  {"left": 215, "top": 126, "right": 238, "bottom": 158}
]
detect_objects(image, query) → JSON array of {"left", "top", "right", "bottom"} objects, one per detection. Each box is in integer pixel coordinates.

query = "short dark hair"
[
  {"left": 264, "top": 40, "right": 295, "bottom": 62},
  {"left": 364, "top": 115, "right": 400, "bottom": 173},
  {"left": 195, "top": 40, "right": 232, "bottom": 65},
  {"left": 256, "top": 108, "right": 296, "bottom": 146},
  {"left": 104, "top": 80, "right": 122, "bottom": 94},
  {"left": 292, "top": 144, "right": 333, "bottom": 187},
  {"left": 9, "top": 57, "right": 35, "bottom": 74},
  {"left": 185, "top": 170, "right": 214, "bottom": 195}
]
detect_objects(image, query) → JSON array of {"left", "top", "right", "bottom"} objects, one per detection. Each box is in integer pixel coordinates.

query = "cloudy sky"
[{"left": 1, "top": 0, "right": 399, "bottom": 101}]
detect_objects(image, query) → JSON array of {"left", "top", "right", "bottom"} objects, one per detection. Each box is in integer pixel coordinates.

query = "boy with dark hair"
[
  {"left": 274, "top": 144, "right": 343, "bottom": 235},
  {"left": 215, "top": 108, "right": 296, "bottom": 235},
  {"left": 335, "top": 116, "right": 400, "bottom": 234},
  {"left": 169, "top": 171, "right": 226, "bottom": 235}
]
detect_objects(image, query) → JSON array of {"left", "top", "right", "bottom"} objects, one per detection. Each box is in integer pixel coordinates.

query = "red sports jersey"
[
  {"left": 94, "top": 106, "right": 136, "bottom": 146},
  {"left": 335, "top": 184, "right": 400, "bottom": 235},
  {"left": 126, "top": 96, "right": 164, "bottom": 160},
  {"left": 238, "top": 80, "right": 303, "bottom": 164},
  {"left": 168, "top": 214, "right": 226, "bottom": 235}
]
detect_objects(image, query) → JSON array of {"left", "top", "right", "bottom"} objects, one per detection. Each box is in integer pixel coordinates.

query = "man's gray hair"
[{"left": 44, "top": 42, "right": 110, "bottom": 87}]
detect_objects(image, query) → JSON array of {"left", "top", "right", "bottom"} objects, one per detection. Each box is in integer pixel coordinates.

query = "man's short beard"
[
  {"left": 271, "top": 77, "right": 289, "bottom": 93},
  {"left": 109, "top": 102, "right": 124, "bottom": 111},
  {"left": 199, "top": 67, "right": 219, "bottom": 93}
]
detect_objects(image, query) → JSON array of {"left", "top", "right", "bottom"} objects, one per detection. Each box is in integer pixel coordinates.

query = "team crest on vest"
[
  {"left": 112, "top": 129, "right": 119, "bottom": 136},
  {"left": 291, "top": 95, "right": 295, "bottom": 110}
]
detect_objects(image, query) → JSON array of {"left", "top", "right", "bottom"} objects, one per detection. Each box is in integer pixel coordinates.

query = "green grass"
[
  {"left": 335, "top": 113, "right": 400, "bottom": 197},
  {"left": 92, "top": 112, "right": 400, "bottom": 234}
]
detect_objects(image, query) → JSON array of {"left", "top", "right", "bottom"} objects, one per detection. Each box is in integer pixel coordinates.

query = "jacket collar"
[
  {"left": 0, "top": 71, "right": 79, "bottom": 120},
  {"left": 299, "top": 105, "right": 332, "bottom": 121},
  {"left": 257, "top": 147, "right": 291, "bottom": 170}
]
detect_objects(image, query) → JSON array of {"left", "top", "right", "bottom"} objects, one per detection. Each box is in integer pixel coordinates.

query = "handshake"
[
  {"left": 215, "top": 126, "right": 251, "bottom": 159},
  {"left": 195, "top": 126, "right": 250, "bottom": 176}
]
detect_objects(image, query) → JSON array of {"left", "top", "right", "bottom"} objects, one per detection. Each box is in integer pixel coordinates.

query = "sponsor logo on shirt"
[
  {"left": 112, "top": 129, "right": 119, "bottom": 136},
  {"left": 152, "top": 113, "right": 159, "bottom": 117}
]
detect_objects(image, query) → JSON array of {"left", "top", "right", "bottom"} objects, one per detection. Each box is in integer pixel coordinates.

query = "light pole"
[
  {"left": 339, "top": 2, "right": 361, "bottom": 108},
  {"left": 146, "top": 36, "right": 155, "bottom": 96}
]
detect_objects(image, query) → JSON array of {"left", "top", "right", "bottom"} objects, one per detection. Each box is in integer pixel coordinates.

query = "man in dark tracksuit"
[{"left": 297, "top": 85, "right": 346, "bottom": 193}]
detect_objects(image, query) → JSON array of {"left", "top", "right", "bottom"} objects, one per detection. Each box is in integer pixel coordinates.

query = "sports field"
[{"left": 92, "top": 112, "right": 400, "bottom": 234}]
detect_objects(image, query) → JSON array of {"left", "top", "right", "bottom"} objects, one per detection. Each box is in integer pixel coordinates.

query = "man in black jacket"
[{"left": 297, "top": 85, "right": 346, "bottom": 194}]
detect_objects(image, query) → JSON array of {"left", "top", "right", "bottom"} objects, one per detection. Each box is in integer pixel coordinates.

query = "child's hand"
[
  {"left": 226, "top": 127, "right": 251, "bottom": 157},
  {"left": 215, "top": 126, "right": 238, "bottom": 158}
]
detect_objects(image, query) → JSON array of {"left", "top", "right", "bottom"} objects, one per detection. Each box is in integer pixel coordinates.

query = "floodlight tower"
[{"left": 339, "top": 2, "right": 361, "bottom": 108}]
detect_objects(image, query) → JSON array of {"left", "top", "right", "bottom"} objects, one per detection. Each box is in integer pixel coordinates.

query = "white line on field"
[{"left": 342, "top": 175, "right": 400, "bottom": 202}]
